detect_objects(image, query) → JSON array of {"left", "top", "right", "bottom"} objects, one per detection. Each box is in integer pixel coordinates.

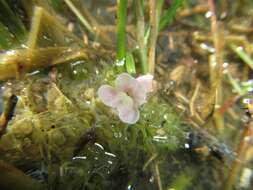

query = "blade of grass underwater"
[
  {"left": 0, "top": 1, "right": 26, "bottom": 42},
  {"left": 226, "top": 72, "right": 242, "bottom": 95},
  {"left": 0, "top": 21, "right": 15, "bottom": 49},
  {"left": 159, "top": 0, "right": 184, "bottom": 32},
  {"left": 27, "top": 6, "right": 43, "bottom": 49},
  {"left": 125, "top": 52, "right": 136, "bottom": 74},
  {"left": 148, "top": 0, "right": 163, "bottom": 74},
  {"left": 134, "top": 0, "right": 148, "bottom": 74},
  {"left": 116, "top": 0, "right": 128, "bottom": 68},
  {"left": 63, "top": 0, "right": 94, "bottom": 35},
  {"left": 229, "top": 43, "right": 253, "bottom": 70}
]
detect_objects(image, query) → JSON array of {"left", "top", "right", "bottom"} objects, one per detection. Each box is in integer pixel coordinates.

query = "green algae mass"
[{"left": 0, "top": 60, "right": 228, "bottom": 190}]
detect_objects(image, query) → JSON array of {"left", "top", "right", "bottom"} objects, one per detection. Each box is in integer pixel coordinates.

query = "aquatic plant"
[
  {"left": 98, "top": 73, "right": 153, "bottom": 124},
  {"left": 0, "top": 0, "right": 252, "bottom": 190}
]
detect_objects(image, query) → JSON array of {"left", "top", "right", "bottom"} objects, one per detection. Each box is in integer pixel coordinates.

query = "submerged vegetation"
[{"left": 0, "top": 0, "right": 253, "bottom": 189}]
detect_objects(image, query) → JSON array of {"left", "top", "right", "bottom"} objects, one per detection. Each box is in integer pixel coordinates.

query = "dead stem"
[
  {"left": 154, "top": 161, "right": 163, "bottom": 190},
  {"left": 190, "top": 81, "right": 201, "bottom": 117},
  {"left": 27, "top": 6, "right": 43, "bottom": 49},
  {"left": 174, "top": 91, "right": 190, "bottom": 104},
  {"left": 230, "top": 24, "right": 253, "bottom": 33},
  {"left": 148, "top": 0, "right": 158, "bottom": 75},
  {"left": 193, "top": 34, "right": 252, "bottom": 54},
  {"left": 177, "top": 4, "right": 209, "bottom": 17},
  {"left": 224, "top": 121, "right": 252, "bottom": 190},
  {"left": 96, "top": 25, "right": 134, "bottom": 33},
  {"left": 142, "top": 153, "right": 158, "bottom": 171},
  {"left": 208, "top": 0, "right": 225, "bottom": 129},
  {"left": 27, "top": 6, "right": 83, "bottom": 49},
  {"left": 64, "top": 0, "right": 94, "bottom": 34}
]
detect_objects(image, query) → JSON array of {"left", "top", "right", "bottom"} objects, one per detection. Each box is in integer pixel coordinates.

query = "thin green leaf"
[
  {"left": 159, "top": 0, "right": 184, "bottom": 31},
  {"left": 0, "top": 1, "right": 26, "bottom": 42},
  {"left": 126, "top": 52, "right": 136, "bottom": 74},
  {"left": 116, "top": 0, "right": 128, "bottom": 64},
  {"left": 226, "top": 72, "right": 242, "bottom": 95},
  {"left": 229, "top": 43, "right": 253, "bottom": 70},
  {"left": 63, "top": 0, "right": 94, "bottom": 34},
  {"left": 134, "top": 0, "right": 148, "bottom": 74}
]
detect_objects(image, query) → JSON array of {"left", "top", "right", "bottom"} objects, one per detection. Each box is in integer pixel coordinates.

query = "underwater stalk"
[
  {"left": 116, "top": 0, "right": 128, "bottom": 70},
  {"left": 226, "top": 72, "right": 242, "bottom": 95},
  {"left": 134, "top": 0, "right": 148, "bottom": 74},
  {"left": 27, "top": 6, "right": 83, "bottom": 48},
  {"left": 27, "top": 6, "right": 43, "bottom": 49},
  {"left": 63, "top": 0, "right": 94, "bottom": 35},
  {"left": 154, "top": 162, "right": 163, "bottom": 190},
  {"left": 148, "top": 0, "right": 163, "bottom": 74},
  {"left": 208, "top": 0, "right": 225, "bottom": 130}
]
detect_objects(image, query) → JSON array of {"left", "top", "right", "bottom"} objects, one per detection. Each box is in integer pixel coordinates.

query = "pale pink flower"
[{"left": 98, "top": 73, "right": 153, "bottom": 124}]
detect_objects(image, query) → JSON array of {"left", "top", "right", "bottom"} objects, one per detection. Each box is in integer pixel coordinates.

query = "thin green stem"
[
  {"left": 27, "top": 6, "right": 43, "bottom": 49},
  {"left": 125, "top": 52, "right": 136, "bottom": 74},
  {"left": 229, "top": 43, "right": 253, "bottom": 70},
  {"left": 0, "top": 1, "right": 26, "bottom": 42},
  {"left": 159, "top": 0, "right": 184, "bottom": 32},
  {"left": 134, "top": 0, "right": 148, "bottom": 74},
  {"left": 226, "top": 72, "right": 242, "bottom": 95},
  {"left": 148, "top": 0, "right": 163, "bottom": 74},
  {"left": 63, "top": 0, "right": 94, "bottom": 34},
  {"left": 116, "top": 0, "right": 128, "bottom": 65}
]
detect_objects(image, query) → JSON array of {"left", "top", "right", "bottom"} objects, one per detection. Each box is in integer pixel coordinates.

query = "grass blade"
[
  {"left": 134, "top": 0, "right": 148, "bottom": 74},
  {"left": 0, "top": 1, "right": 26, "bottom": 42},
  {"left": 116, "top": 0, "right": 128, "bottom": 65},
  {"left": 125, "top": 52, "right": 136, "bottom": 74},
  {"left": 63, "top": 0, "right": 94, "bottom": 34},
  {"left": 229, "top": 43, "right": 253, "bottom": 70},
  {"left": 159, "top": 0, "right": 184, "bottom": 32}
]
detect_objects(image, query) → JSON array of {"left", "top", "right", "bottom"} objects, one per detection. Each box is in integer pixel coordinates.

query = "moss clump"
[{"left": 0, "top": 60, "right": 229, "bottom": 189}]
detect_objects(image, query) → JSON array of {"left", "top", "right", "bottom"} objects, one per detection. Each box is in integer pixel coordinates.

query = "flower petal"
[
  {"left": 97, "top": 85, "right": 119, "bottom": 108},
  {"left": 116, "top": 73, "right": 138, "bottom": 92},
  {"left": 131, "top": 88, "right": 146, "bottom": 106},
  {"left": 136, "top": 74, "right": 153, "bottom": 93},
  {"left": 116, "top": 73, "right": 146, "bottom": 105},
  {"left": 116, "top": 93, "right": 140, "bottom": 124},
  {"left": 118, "top": 106, "right": 140, "bottom": 124}
]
